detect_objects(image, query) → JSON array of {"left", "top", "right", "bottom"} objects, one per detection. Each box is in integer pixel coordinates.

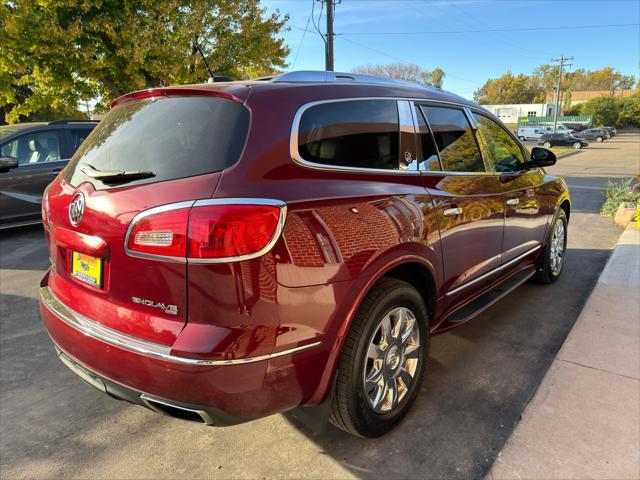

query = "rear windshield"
[{"left": 65, "top": 96, "right": 250, "bottom": 189}]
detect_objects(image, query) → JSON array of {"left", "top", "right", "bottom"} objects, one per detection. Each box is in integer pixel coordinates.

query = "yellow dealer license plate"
[{"left": 71, "top": 252, "right": 103, "bottom": 288}]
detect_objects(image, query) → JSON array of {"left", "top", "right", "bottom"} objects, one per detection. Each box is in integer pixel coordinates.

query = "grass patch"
[{"left": 600, "top": 178, "right": 637, "bottom": 217}]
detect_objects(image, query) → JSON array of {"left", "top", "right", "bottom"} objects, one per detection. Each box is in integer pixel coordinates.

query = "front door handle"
[
  {"left": 506, "top": 198, "right": 520, "bottom": 205},
  {"left": 443, "top": 207, "right": 463, "bottom": 217}
]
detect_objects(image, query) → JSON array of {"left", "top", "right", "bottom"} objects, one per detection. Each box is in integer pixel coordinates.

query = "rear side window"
[
  {"left": 422, "top": 106, "right": 485, "bottom": 173},
  {"left": 68, "top": 128, "right": 95, "bottom": 152},
  {"left": 297, "top": 100, "right": 401, "bottom": 170},
  {"left": 65, "top": 96, "right": 250, "bottom": 189}
]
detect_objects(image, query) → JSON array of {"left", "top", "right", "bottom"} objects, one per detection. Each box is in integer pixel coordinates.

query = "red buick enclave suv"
[{"left": 39, "top": 71, "right": 570, "bottom": 437}]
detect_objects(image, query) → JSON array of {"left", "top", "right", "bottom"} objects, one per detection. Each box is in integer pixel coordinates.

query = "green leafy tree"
[
  {"left": 617, "top": 94, "right": 640, "bottom": 128},
  {"left": 1, "top": 0, "right": 289, "bottom": 124},
  {"left": 351, "top": 63, "right": 446, "bottom": 88},
  {"left": 473, "top": 72, "right": 541, "bottom": 104},
  {"left": 579, "top": 96, "right": 621, "bottom": 126}
]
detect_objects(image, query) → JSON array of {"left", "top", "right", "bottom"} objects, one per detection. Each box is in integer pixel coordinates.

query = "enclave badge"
[
  {"left": 68, "top": 192, "right": 85, "bottom": 226},
  {"left": 132, "top": 297, "right": 178, "bottom": 315}
]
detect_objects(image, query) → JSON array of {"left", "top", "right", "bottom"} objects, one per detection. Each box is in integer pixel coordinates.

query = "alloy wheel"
[
  {"left": 363, "top": 307, "right": 420, "bottom": 414},
  {"left": 544, "top": 141, "right": 552, "bottom": 148},
  {"left": 573, "top": 142, "right": 581, "bottom": 149},
  {"left": 549, "top": 217, "right": 566, "bottom": 275}
]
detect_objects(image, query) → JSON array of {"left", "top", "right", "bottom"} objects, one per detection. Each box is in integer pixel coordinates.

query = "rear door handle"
[
  {"left": 443, "top": 207, "right": 463, "bottom": 217},
  {"left": 506, "top": 198, "right": 520, "bottom": 205}
]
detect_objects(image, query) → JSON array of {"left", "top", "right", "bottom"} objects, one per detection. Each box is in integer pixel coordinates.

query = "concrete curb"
[{"left": 488, "top": 224, "right": 640, "bottom": 480}]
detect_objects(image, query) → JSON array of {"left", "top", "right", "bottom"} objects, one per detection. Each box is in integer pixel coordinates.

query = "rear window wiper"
[{"left": 80, "top": 164, "right": 155, "bottom": 183}]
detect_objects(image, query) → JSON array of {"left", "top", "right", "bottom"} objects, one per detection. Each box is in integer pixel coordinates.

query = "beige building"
[{"left": 546, "top": 89, "right": 637, "bottom": 108}]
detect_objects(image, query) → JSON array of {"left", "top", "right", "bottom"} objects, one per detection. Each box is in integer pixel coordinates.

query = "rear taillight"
[
  {"left": 127, "top": 207, "right": 190, "bottom": 258},
  {"left": 188, "top": 205, "right": 281, "bottom": 260},
  {"left": 42, "top": 188, "right": 50, "bottom": 230},
  {"left": 126, "top": 200, "right": 285, "bottom": 262}
]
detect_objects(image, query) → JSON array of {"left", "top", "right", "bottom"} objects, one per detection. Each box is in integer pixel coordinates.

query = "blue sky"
[{"left": 262, "top": 0, "right": 640, "bottom": 98}]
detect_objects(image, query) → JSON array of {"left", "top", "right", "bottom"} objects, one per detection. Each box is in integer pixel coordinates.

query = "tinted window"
[
  {"left": 65, "top": 96, "right": 250, "bottom": 189},
  {"left": 414, "top": 105, "right": 441, "bottom": 171},
  {"left": 298, "top": 100, "right": 400, "bottom": 170},
  {"left": 473, "top": 113, "right": 525, "bottom": 173},
  {"left": 1, "top": 130, "right": 63, "bottom": 165},
  {"left": 422, "top": 106, "right": 485, "bottom": 173},
  {"left": 68, "top": 128, "right": 95, "bottom": 152}
]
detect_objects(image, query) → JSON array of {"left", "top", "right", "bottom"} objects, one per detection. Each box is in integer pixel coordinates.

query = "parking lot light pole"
[{"left": 551, "top": 54, "right": 573, "bottom": 133}]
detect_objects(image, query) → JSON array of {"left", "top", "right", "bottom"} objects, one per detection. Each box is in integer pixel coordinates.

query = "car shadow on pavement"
[{"left": 282, "top": 244, "right": 620, "bottom": 480}]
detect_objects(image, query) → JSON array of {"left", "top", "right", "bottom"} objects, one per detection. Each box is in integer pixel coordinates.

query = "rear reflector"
[{"left": 126, "top": 201, "right": 285, "bottom": 262}]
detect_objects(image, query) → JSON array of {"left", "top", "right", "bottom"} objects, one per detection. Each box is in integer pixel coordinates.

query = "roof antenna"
[{"left": 193, "top": 42, "right": 216, "bottom": 83}]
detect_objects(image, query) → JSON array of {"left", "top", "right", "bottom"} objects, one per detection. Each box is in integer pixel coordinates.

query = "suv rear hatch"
[{"left": 44, "top": 89, "right": 251, "bottom": 345}]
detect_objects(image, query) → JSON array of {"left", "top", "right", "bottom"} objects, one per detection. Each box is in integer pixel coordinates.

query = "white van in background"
[{"left": 517, "top": 126, "right": 545, "bottom": 140}]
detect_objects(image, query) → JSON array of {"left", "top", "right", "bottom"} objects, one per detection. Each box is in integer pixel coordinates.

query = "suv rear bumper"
[
  {"left": 39, "top": 272, "right": 323, "bottom": 421},
  {"left": 53, "top": 343, "right": 245, "bottom": 426}
]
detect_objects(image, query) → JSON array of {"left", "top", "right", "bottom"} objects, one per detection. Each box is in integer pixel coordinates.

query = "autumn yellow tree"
[{"left": 0, "top": 0, "right": 289, "bottom": 124}]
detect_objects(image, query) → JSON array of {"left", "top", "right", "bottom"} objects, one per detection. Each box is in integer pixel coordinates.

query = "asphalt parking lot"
[{"left": 1, "top": 134, "right": 638, "bottom": 479}]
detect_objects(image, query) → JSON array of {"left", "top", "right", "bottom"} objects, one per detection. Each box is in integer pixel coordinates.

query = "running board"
[{"left": 446, "top": 267, "right": 536, "bottom": 324}]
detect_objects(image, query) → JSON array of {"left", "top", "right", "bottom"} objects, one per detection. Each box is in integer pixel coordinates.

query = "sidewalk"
[{"left": 489, "top": 224, "right": 640, "bottom": 480}]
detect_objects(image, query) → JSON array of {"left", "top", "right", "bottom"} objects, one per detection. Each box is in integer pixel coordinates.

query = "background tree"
[
  {"left": 617, "top": 94, "right": 640, "bottom": 127},
  {"left": 0, "top": 0, "right": 289, "bottom": 124},
  {"left": 473, "top": 72, "right": 541, "bottom": 104},
  {"left": 351, "top": 63, "right": 446, "bottom": 88}
]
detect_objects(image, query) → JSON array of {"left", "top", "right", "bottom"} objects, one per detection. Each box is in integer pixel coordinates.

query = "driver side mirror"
[
  {"left": 0, "top": 156, "right": 18, "bottom": 173},
  {"left": 530, "top": 147, "right": 556, "bottom": 168}
]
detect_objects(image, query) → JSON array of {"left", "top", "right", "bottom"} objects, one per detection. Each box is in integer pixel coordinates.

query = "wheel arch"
[{"left": 304, "top": 256, "right": 438, "bottom": 406}]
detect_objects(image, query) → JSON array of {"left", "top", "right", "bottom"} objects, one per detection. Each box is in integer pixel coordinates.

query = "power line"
[
  {"left": 337, "top": 23, "right": 639, "bottom": 35},
  {"left": 289, "top": 8, "right": 313, "bottom": 70},
  {"left": 336, "top": 35, "right": 484, "bottom": 86}
]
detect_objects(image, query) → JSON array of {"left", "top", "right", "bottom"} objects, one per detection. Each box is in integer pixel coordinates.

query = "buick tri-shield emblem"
[{"left": 68, "top": 192, "right": 85, "bottom": 226}]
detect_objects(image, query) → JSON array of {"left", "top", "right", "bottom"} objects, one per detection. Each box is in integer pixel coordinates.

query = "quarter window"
[
  {"left": 297, "top": 100, "right": 401, "bottom": 170},
  {"left": 473, "top": 113, "right": 526, "bottom": 173},
  {"left": 422, "top": 106, "right": 485, "bottom": 173}
]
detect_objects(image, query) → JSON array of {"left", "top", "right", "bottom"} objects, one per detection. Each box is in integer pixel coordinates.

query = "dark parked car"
[
  {"left": 39, "top": 71, "right": 570, "bottom": 438},
  {"left": 601, "top": 126, "right": 617, "bottom": 137},
  {"left": 574, "top": 128, "right": 610, "bottom": 142},
  {"left": 0, "top": 120, "right": 97, "bottom": 228},
  {"left": 538, "top": 133, "right": 589, "bottom": 149}
]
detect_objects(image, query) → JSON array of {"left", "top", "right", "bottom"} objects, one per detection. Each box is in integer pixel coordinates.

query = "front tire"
[
  {"left": 519, "top": 136, "right": 526, "bottom": 141},
  {"left": 329, "top": 278, "right": 429, "bottom": 438},
  {"left": 573, "top": 142, "right": 582, "bottom": 149},
  {"left": 543, "top": 141, "right": 552, "bottom": 148},
  {"left": 596, "top": 136, "right": 603, "bottom": 142},
  {"left": 533, "top": 209, "right": 568, "bottom": 284}
]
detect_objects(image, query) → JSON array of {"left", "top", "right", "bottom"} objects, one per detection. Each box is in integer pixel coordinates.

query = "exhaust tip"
[{"left": 140, "top": 394, "right": 213, "bottom": 425}]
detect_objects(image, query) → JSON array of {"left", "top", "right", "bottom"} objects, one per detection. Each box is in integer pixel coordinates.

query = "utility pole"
[
  {"left": 325, "top": 0, "right": 335, "bottom": 71},
  {"left": 551, "top": 54, "right": 573, "bottom": 133}
]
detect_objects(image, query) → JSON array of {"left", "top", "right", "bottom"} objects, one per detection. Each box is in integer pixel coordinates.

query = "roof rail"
[
  {"left": 48, "top": 119, "right": 99, "bottom": 125},
  {"left": 270, "top": 70, "right": 437, "bottom": 91}
]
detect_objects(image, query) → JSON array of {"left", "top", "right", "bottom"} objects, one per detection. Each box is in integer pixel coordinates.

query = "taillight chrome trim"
[
  {"left": 188, "top": 198, "right": 287, "bottom": 264},
  {"left": 41, "top": 286, "right": 321, "bottom": 366},
  {"left": 124, "top": 198, "right": 287, "bottom": 264}
]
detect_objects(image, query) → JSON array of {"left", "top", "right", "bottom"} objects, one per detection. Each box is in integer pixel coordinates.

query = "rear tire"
[
  {"left": 573, "top": 142, "right": 582, "bottom": 149},
  {"left": 596, "top": 136, "right": 603, "bottom": 142},
  {"left": 329, "top": 278, "right": 429, "bottom": 438},
  {"left": 518, "top": 136, "right": 526, "bottom": 141},
  {"left": 543, "top": 141, "right": 552, "bottom": 148},
  {"left": 533, "top": 209, "right": 568, "bottom": 284}
]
